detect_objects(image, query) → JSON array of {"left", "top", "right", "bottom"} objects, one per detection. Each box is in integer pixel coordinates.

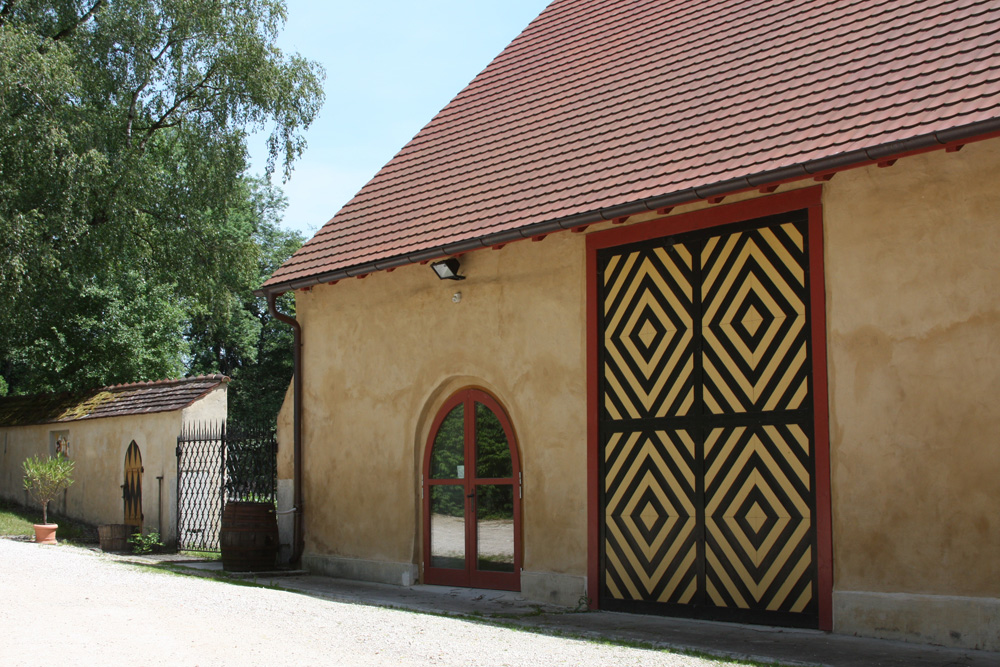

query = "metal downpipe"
[{"left": 267, "top": 291, "right": 304, "bottom": 565}]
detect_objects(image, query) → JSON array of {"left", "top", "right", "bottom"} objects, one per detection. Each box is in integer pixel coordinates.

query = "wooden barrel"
[
  {"left": 220, "top": 501, "right": 279, "bottom": 572},
  {"left": 98, "top": 524, "right": 132, "bottom": 552}
]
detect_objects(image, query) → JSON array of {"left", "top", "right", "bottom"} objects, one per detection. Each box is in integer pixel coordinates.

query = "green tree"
[
  {"left": 225, "top": 227, "right": 301, "bottom": 426},
  {"left": 185, "top": 177, "right": 303, "bottom": 426},
  {"left": 0, "top": 0, "right": 323, "bottom": 396}
]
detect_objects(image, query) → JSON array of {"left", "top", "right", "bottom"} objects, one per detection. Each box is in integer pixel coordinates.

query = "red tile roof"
[
  {"left": 264, "top": 0, "right": 1000, "bottom": 292},
  {"left": 0, "top": 376, "right": 228, "bottom": 427}
]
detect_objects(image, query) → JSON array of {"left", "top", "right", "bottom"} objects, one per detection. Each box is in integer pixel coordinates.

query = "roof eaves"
[{"left": 256, "top": 116, "right": 1000, "bottom": 298}]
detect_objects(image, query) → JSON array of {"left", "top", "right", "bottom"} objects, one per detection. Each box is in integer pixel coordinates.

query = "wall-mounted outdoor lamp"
[{"left": 431, "top": 258, "right": 466, "bottom": 281}]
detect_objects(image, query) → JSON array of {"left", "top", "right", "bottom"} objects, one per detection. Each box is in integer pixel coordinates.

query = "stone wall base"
[
  {"left": 520, "top": 571, "right": 587, "bottom": 608},
  {"left": 834, "top": 590, "right": 1000, "bottom": 651},
  {"left": 297, "top": 553, "right": 586, "bottom": 609},
  {"left": 303, "top": 553, "right": 419, "bottom": 587}
]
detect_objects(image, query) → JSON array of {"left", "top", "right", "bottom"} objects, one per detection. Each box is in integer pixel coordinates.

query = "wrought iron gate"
[
  {"left": 176, "top": 422, "right": 277, "bottom": 551},
  {"left": 597, "top": 211, "right": 818, "bottom": 627}
]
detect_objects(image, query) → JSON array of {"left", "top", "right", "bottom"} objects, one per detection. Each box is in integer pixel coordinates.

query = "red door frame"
[
  {"left": 585, "top": 186, "right": 833, "bottom": 631},
  {"left": 422, "top": 388, "right": 522, "bottom": 591}
]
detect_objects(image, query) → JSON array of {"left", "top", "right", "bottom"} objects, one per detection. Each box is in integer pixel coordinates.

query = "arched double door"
[{"left": 422, "top": 389, "right": 521, "bottom": 590}]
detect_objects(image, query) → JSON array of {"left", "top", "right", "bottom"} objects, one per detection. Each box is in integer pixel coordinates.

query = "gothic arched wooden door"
[{"left": 123, "top": 441, "right": 143, "bottom": 530}]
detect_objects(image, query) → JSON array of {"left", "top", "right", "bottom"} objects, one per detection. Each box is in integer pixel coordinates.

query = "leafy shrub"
[{"left": 128, "top": 531, "right": 163, "bottom": 555}]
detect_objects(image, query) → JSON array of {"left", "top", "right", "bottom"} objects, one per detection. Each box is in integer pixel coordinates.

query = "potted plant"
[{"left": 22, "top": 453, "right": 75, "bottom": 544}]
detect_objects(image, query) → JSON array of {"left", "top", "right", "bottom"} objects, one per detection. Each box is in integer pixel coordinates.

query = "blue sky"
[{"left": 249, "top": 0, "right": 551, "bottom": 236}]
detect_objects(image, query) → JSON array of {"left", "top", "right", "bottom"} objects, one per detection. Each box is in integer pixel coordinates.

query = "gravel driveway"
[{"left": 0, "top": 538, "right": 745, "bottom": 667}]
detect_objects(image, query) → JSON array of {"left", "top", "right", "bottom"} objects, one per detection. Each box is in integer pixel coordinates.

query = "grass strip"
[{"left": 0, "top": 499, "right": 99, "bottom": 543}]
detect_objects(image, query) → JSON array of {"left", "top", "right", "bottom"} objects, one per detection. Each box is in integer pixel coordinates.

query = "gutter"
[
  {"left": 254, "top": 116, "right": 1000, "bottom": 299},
  {"left": 267, "top": 291, "right": 304, "bottom": 565}
]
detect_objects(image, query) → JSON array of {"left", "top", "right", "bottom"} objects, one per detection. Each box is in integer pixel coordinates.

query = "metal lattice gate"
[
  {"left": 597, "top": 211, "right": 819, "bottom": 628},
  {"left": 176, "top": 422, "right": 277, "bottom": 551},
  {"left": 176, "top": 424, "right": 226, "bottom": 551}
]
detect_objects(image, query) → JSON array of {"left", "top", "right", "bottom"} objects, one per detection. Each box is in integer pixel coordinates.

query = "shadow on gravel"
[{"left": 137, "top": 560, "right": 784, "bottom": 667}]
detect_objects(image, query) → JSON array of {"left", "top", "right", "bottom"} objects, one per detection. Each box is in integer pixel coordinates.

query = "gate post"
[{"left": 220, "top": 421, "right": 227, "bottom": 531}]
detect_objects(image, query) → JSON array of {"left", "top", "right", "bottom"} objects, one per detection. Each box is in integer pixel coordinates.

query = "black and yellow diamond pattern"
[
  {"left": 598, "top": 213, "right": 818, "bottom": 627},
  {"left": 704, "top": 424, "right": 814, "bottom": 613},
  {"left": 702, "top": 224, "right": 808, "bottom": 413},
  {"left": 124, "top": 441, "right": 143, "bottom": 529},
  {"left": 604, "top": 429, "right": 698, "bottom": 604},
  {"left": 602, "top": 244, "right": 695, "bottom": 420}
]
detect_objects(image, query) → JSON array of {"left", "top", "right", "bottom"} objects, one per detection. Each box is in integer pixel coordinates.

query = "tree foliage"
[
  {"left": 0, "top": 0, "right": 323, "bottom": 410},
  {"left": 428, "top": 403, "right": 514, "bottom": 521},
  {"left": 185, "top": 178, "right": 303, "bottom": 425}
]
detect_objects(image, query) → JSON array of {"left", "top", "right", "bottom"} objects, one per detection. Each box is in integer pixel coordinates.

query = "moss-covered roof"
[{"left": 0, "top": 375, "right": 228, "bottom": 427}]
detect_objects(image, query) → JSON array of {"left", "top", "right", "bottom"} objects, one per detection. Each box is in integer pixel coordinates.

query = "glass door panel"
[
  {"left": 430, "top": 404, "right": 465, "bottom": 479},
  {"left": 475, "top": 484, "right": 515, "bottom": 573},
  {"left": 430, "top": 485, "right": 466, "bottom": 569}
]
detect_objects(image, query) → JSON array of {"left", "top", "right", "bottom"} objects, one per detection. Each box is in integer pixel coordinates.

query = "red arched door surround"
[{"left": 422, "top": 388, "right": 521, "bottom": 590}]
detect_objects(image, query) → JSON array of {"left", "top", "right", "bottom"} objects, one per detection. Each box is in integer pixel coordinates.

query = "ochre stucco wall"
[
  {"left": 822, "top": 140, "right": 1000, "bottom": 599},
  {"left": 0, "top": 411, "right": 182, "bottom": 537},
  {"left": 294, "top": 231, "right": 589, "bottom": 576},
  {"left": 286, "top": 137, "right": 1000, "bottom": 646},
  {"left": 181, "top": 385, "right": 228, "bottom": 425}
]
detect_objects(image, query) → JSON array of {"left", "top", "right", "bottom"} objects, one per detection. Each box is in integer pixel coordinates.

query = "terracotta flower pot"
[{"left": 33, "top": 524, "right": 58, "bottom": 545}]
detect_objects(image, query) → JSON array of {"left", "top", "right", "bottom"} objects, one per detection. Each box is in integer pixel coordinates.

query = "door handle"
[{"left": 467, "top": 492, "right": 476, "bottom": 498}]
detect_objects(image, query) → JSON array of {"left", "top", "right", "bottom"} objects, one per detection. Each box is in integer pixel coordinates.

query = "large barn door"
[{"left": 597, "top": 211, "right": 818, "bottom": 628}]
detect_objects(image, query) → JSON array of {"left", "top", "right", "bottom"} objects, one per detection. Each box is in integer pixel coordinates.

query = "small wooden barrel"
[
  {"left": 98, "top": 524, "right": 131, "bottom": 552},
  {"left": 220, "top": 501, "right": 279, "bottom": 572}
]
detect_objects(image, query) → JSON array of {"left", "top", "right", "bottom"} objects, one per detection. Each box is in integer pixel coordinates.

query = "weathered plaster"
[
  {"left": 819, "top": 141, "right": 1000, "bottom": 649},
  {"left": 275, "top": 380, "right": 296, "bottom": 561},
  {"left": 823, "top": 140, "right": 1000, "bottom": 600},
  {"left": 180, "top": 385, "right": 228, "bottom": 424},
  {"left": 1, "top": 412, "right": 180, "bottom": 542}
]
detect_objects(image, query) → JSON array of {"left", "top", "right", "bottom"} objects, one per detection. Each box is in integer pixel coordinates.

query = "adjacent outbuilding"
[{"left": 0, "top": 375, "right": 228, "bottom": 548}]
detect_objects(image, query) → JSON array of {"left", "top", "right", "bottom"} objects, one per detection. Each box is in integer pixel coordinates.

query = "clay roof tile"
[
  {"left": 0, "top": 376, "right": 229, "bottom": 427},
  {"left": 265, "top": 0, "right": 1000, "bottom": 290}
]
